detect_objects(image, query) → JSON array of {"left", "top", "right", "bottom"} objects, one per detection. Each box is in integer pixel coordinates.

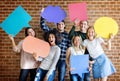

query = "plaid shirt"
[{"left": 40, "top": 17, "right": 71, "bottom": 60}]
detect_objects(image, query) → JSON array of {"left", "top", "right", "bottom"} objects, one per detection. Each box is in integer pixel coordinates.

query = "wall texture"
[{"left": 0, "top": 0, "right": 120, "bottom": 81}]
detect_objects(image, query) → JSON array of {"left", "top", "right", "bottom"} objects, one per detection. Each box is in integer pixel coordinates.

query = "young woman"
[
  {"left": 34, "top": 31, "right": 61, "bottom": 81},
  {"left": 66, "top": 35, "right": 85, "bottom": 81},
  {"left": 83, "top": 26, "right": 116, "bottom": 81},
  {"left": 8, "top": 27, "right": 38, "bottom": 81}
]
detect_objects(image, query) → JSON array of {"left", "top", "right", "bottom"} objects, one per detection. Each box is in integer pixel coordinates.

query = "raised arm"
[
  {"left": 40, "top": 8, "right": 53, "bottom": 32},
  {"left": 68, "top": 26, "right": 76, "bottom": 40},
  {"left": 8, "top": 35, "right": 22, "bottom": 53},
  {"left": 40, "top": 17, "right": 52, "bottom": 32},
  {"left": 101, "top": 34, "right": 114, "bottom": 50},
  {"left": 68, "top": 19, "right": 80, "bottom": 40}
]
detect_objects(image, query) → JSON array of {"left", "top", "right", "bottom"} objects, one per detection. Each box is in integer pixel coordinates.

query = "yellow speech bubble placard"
[{"left": 94, "top": 17, "right": 118, "bottom": 38}]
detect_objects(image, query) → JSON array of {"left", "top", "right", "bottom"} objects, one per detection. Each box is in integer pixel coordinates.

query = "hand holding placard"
[{"left": 22, "top": 36, "right": 50, "bottom": 58}]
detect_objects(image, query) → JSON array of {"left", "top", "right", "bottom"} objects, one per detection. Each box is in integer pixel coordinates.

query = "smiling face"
[
  {"left": 73, "top": 36, "right": 82, "bottom": 47},
  {"left": 87, "top": 27, "right": 96, "bottom": 41},
  {"left": 27, "top": 28, "right": 35, "bottom": 37},
  {"left": 80, "top": 20, "right": 88, "bottom": 33},
  {"left": 57, "top": 21, "right": 65, "bottom": 32},
  {"left": 48, "top": 33, "right": 56, "bottom": 46}
]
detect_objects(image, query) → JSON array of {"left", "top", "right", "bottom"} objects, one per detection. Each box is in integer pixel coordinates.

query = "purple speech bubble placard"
[{"left": 41, "top": 5, "right": 67, "bottom": 23}]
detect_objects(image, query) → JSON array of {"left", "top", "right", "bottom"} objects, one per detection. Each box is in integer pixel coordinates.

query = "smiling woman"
[
  {"left": 0, "top": 0, "right": 120, "bottom": 81},
  {"left": 83, "top": 27, "right": 116, "bottom": 81},
  {"left": 8, "top": 27, "right": 38, "bottom": 81},
  {"left": 34, "top": 30, "right": 61, "bottom": 81}
]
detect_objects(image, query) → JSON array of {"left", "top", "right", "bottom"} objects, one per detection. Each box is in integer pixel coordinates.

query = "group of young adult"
[{"left": 8, "top": 8, "right": 116, "bottom": 81}]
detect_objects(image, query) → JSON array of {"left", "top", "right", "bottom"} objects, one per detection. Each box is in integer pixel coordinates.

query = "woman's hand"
[
  {"left": 89, "top": 60, "right": 94, "bottom": 72},
  {"left": 109, "top": 33, "right": 114, "bottom": 40},
  {"left": 8, "top": 34, "right": 14, "bottom": 41},
  {"left": 33, "top": 52, "right": 38, "bottom": 60},
  {"left": 67, "top": 66, "right": 75, "bottom": 72},
  {"left": 44, "top": 76, "right": 47, "bottom": 81}
]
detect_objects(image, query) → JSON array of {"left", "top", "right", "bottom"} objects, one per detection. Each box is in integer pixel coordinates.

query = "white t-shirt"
[
  {"left": 70, "top": 47, "right": 84, "bottom": 55},
  {"left": 83, "top": 37, "right": 104, "bottom": 58},
  {"left": 39, "top": 45, "right": 60, "bottom": 78},
  {"left": 13, "top": 40, "right": 37, "bottom": 69}
]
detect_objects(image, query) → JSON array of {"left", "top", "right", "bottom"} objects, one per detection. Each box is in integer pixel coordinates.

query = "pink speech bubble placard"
[
  {"left": 22, "top": 36, "right": 50, "bottom": 58},
  {"left": 68, "top": 2, "right": 88, "bottom": 21}
]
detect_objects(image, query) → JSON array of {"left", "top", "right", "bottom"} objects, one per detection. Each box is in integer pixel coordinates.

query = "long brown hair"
[{"left": 25, "top": 27, "right": 36, "bottom": 37}]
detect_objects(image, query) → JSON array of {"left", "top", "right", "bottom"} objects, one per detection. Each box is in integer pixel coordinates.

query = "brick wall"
[{"left": 0, "top": 0, "right": 120, "bottom": 81}]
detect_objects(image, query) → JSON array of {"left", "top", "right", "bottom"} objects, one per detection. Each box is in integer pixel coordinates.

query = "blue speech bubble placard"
[
  {"left": 0, "top": 5, "right": 32, "bottom": 37},
  {"left": 70, "top": 55, "right": 89, "bottom": 78}
]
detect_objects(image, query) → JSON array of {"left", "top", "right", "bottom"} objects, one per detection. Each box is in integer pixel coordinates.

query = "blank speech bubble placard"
[
  {"left": 41, "top": 5, "right": 67, "bottom": 23},
  {"left": 94, "top": 17, "right": 118, "bottom": 38},
  {"left": 0, "top": 5, "right": 32, "bottom": 37},
  {"left": 22, "top": 36, "right": 50, "bottom": 58},
  {"left": 68, "top": 2, "right": 88, "bottom": 21},
  {"left": 70, "top": 55, "right": 89, "bottom": 77}
]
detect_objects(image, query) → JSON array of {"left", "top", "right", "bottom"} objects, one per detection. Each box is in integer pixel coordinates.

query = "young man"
[
  {"left": 69, "top": 19, "right": 94, "bottom": 81},
  {"left": 40, "top": 17, "right": 71, "bottom": 81}
]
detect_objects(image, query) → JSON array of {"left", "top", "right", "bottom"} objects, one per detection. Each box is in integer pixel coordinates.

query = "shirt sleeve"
[
  {"left": 37, "top": 56, "right": 43, "bottom": 61},
  {"left": 68, "top": 26, "right": 75, "bottom": 40},
  {"left": 40, "top": 17, "right": 52, "bottom": 32},
  {"left": 97, "top": 37, "right": 104, "bottom": 44},
  {"left": 13, "top": 40, "right": 23, "bottom": 53},
  {"left": 46, "top": 47, "right": 61, "bottom": 79},
  {"left": 67, "top": 37, "right": 72, "bottom": 47},
  {"left": 82, "top": 39, "right": 87, "bottom": 47}
]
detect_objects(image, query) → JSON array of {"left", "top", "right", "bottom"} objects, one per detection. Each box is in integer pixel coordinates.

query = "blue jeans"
[
  {"left": 48, "top": 70, "right": 55, "bottom": 81},
  {"left": 57, "top": 60, "right": 66, "bottom": 81},
  {"left": 70, "top": 73, "right": 84, "bottom": 81},
  {"left": 35, "top": 68, "right": 55, "bottom": 81},
  {"left": 19, "top": 68, "right": 37, "bottom": 81},
  {"left": 84, "top": 73, "right": 90, "bottom": 81}
]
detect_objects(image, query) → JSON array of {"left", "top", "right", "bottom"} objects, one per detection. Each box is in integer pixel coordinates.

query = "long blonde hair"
[{"left": 71, "top": 35, "right": 84, "bottom": 54}]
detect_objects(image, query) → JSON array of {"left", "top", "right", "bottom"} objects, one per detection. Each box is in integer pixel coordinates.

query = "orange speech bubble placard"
[
  {"left": 22, "top": 36, "right": 50, "bottom": 58},
  {"left": 94, "top": 17, "right": 118, "bottom": 38}
]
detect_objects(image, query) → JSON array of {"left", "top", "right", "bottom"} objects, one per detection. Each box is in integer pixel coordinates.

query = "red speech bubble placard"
[{"left": 22, "top": 36, "right": 50, "bottom": 58}]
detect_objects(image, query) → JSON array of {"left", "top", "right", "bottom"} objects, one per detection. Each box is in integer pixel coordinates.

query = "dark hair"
[
  {"left": 25, "top": 27, "right": 35, "bottom": 37},
  {"left": 43, "top": 30, "right": 58, "bottom": 45},
  {"left": 57, "top": 20, "right": 65, "bottom": 25},
  {"left": 56, "top": 20, "right": 65, "bottom": 28}
]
